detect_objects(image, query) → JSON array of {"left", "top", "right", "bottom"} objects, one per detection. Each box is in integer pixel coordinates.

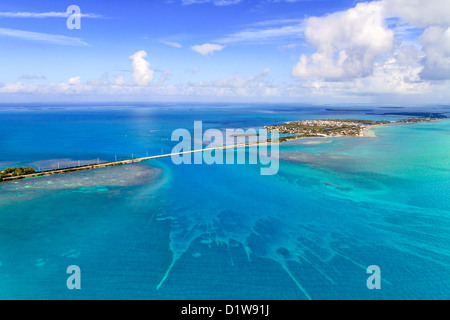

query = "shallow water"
[{"left": 0, "top": 104, "right": 449, "bottom": 299}]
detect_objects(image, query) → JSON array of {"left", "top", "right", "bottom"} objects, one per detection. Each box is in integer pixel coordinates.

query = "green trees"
[{"left": 0, "top": 167, "right": 36, "bottom": 181}]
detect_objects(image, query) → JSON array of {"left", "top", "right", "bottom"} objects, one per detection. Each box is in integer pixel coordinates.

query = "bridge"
[{"left": 0, "top": 141, "right": 264, "bottom": 183}]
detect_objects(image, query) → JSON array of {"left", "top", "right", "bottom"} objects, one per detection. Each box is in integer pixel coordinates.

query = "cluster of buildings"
[{"left": 264, "top": 119, "right": 372, "bottom": 137}]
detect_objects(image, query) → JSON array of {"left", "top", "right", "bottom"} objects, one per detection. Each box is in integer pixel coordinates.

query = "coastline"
[
  {"left": 0, "top": 140, "right": 268, "bottom": 184},
  {"left": 360, "top": 117, "right": 445, "bottom": 138},
  {"left": 360, "top": 125, "right": 379, "bottom": 137},
  {"left": 268, "top": 117, "right": 443, "bottom": 142},
  {"left": 1, "top": 117, "right": 444, "bottom": 183}
]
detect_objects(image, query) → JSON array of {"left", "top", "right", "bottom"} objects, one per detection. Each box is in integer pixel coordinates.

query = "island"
[
  {"left": 263, "top": 117, "right": 444, "bottom": 142},
  {"left": 0, "top": 141, "right": 265, "bottom": 183},
  {"left": 0, "top": 167, "right": 36, "bottom": 181},
  {"left": 0, "top": 116, "right": 445, "bottom": 184}
]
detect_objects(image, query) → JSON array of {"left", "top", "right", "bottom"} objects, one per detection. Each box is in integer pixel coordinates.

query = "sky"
[{"left": 0, "top": 0, "right": 450, "bottom": 104}]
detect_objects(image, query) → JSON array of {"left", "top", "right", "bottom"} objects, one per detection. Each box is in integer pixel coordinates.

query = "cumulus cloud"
[
  {"left": 68, "top": 76, "right": 81, "bottom": 85},
  {"left": 5, "top": 0, "right": 450, "bottom": 102},
  {"left": 419, "top": 26, "right": 450, "bottom": 80},
  {"left": 129, "top": 50, "right": 154, "bottom": 86},
  {"left": 381, "top": 0, "right": 450, "bottom": 80},
  {"left": 383, "top": 0, "right": 450, "bottom": 28},
  {"left": 191, "top": 43, "right": 225, "bottom": 56},
  {"left": 293, "top": 40, "right": 434, "bottom": 100},
  {"left": 292, "top": 1, "right": 394, "bottom": 80}
]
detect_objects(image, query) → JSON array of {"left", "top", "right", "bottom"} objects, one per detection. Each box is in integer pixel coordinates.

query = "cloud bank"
[
  {"left": 292, "top": 1, "right": 394, "bottom": 80},
  {"left": 292, "top": 0, "right": 450, "bottom": 84},
  {"left": 3, "top": 0, "right": 450, "bottom": 103}
]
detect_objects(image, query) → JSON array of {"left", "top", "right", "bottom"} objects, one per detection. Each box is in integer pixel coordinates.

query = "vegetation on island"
[
  {"left": 0, "top": 160, "right": 131, "bottom": 183},
  {"left": 0, "top": 115, "right": 445, "bottom": 184},
  {"left": 264, "top": 117, "right": 443, "bottom": 141},
  {"left": 0, "top": 167, "right": 36, "bottom": 181}
]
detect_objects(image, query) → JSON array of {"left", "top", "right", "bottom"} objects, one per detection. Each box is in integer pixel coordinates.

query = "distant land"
[
  {"left": 367, "top": 112, "right": 448, "bottom": 118},
  {"left": 326, "top": 109, "right": 374, "bottom": 112},
  {"left": 1, "top": 114, "right": 447, "bottom": 184},
  {"left": 264, "top": 116, "right": 444, "bottom": 141}
]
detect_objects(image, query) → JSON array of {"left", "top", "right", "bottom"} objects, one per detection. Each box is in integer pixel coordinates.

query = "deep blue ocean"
[{"left": 0, "top": 103, "right": 449, "bottom": 299}]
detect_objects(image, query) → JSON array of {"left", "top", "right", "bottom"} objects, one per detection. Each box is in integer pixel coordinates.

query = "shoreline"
[
  {"left": 0, "top": 141, "right": 268, "bottom": 184},
  {"left": 1, "top": 118, "right": 444, "bottom": 184},
  {"left": 360, "top": 118, "right": 444, "bottom": 138},
  {"left": 267, "top": 117, "right": 443, "bottom": 142}
]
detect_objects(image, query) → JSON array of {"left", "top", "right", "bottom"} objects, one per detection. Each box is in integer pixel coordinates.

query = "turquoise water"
[{"left": 0, "top": 104, "right": 449, "bottom": 299}]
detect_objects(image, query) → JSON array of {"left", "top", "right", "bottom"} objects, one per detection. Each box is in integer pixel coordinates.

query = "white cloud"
[
  {"left": 382, "top": 0, "right": 450, "bottom": 80},
  {"left": 68, "top": 76, "right": 81, "bottom": 85},
  {"left": 160, "top": 40, "right": 182, "bottom": 48},
  {"left": 183, "top": 68, "right": 278, "bottom": 97},
  {"left": 191, "top": 43, "right": 225, "bottom": 56},
  {"left": 217, "top": 24, "right": 304, "bottom": 44},
  {"left": 0, "top": 69, "right": 278, "bottom": 100},
  {"left": 129, "top": 50, "right": 154, "bottom": 86},
  {"left": 3, "top": 62, "right": 450, "bottom": 104},
  {"left": 181, "top": 0, "right": 242, "bottom": 6},
  {"left": 4, "top": 0, "right": 450, "bottom": 103},
  {"left": 292, "top": 1, "right": 394, "bottom": 80},
  {"left": 383, "top": 0, "right": 450, "bottom": 28},
  {"left": 0, "top": 27, "right": 88, "bottom": 46},
  {"left": 419, "top": 26, "right": 450, "bottom": 80},
  {"left": 0, "top": 11, "right": 102, "bottom": 18},
  {"left": 19, "top": 74, "right": 46, "bottom": 80},
  {"left": 0, "top": 82, "right": 37, "bottom": 94},
  {"left": 156, "top": 70, "right": 172, "bottom": 86},
  {"left": 114, "top": 75, "right": 126, "bottom": 86},
  {"left": 278, "top": 44, "right": 299, "bottom": 50},
  {"left": 0, "top": 66, "right": 277, "bottom": 99},
  {"left": 296, "top": 43, "right": 430, "bottom": 98}
]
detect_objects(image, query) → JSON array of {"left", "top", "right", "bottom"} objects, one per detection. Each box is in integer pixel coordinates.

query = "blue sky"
[{"left": 1, "top": 0, "right": 450, "bottom": 104}]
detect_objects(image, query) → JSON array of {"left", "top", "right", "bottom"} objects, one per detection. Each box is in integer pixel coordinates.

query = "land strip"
[
  {"left": 264, "top": 117, "right": 443, "bottom": 141},
  {"left": 0, "top": 141, "right": 263, "bottom": 183}
]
